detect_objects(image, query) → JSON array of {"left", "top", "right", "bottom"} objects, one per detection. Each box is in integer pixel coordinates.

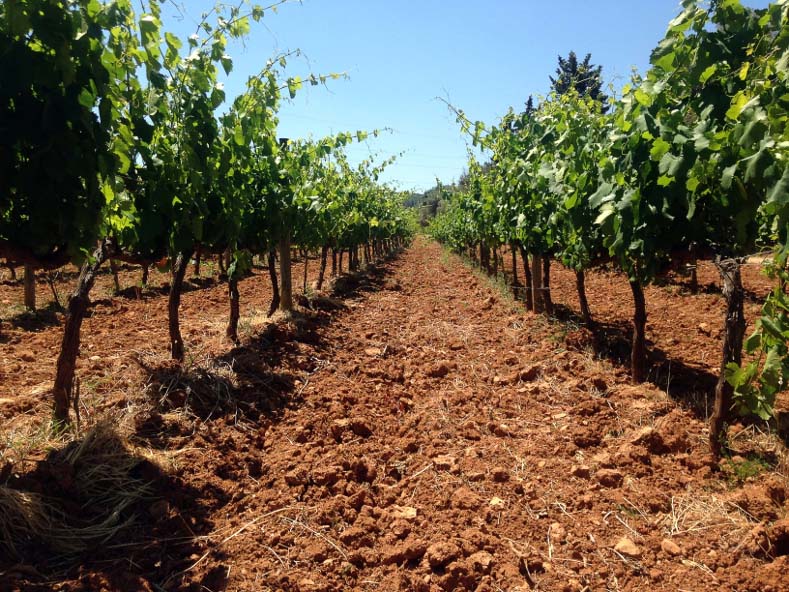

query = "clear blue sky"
[{"left": 163, "top": 0, "right": 768, "bottom": 193}]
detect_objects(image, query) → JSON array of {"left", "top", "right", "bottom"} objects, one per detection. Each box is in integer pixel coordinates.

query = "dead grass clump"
[
  {"left": 0, "top": 422, "right": 154, "bottom": 561},
  {"left": 661, "top": 491, "right": 755, "bottom": 543},
  {"left": 142, "top": 354, "right": 239, "bottom": 419}
]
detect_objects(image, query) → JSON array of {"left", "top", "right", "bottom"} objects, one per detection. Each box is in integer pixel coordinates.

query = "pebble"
[
  {"left": 661, "top": 539, "right": 682, "bottom": 556},
  {"left": 615, "top": 537, "right": 642, "bottom": 558}
]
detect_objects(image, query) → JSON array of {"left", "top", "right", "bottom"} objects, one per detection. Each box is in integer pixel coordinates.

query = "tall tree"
[{"left": 550, "top": 51, "right": 609, "bottom": 110}]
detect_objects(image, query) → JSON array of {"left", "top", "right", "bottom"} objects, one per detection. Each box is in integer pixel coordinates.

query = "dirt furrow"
[
  {"left": 2, "top": 239, "right": 787, "bottom": 592},
  {"left": 161, "top": 239, "right": 787, "bottom": 592}
]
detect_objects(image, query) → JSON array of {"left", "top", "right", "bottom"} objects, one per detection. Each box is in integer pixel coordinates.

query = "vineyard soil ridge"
[{"left": 0, "top": 238, "right": 787, "bottom": 591}]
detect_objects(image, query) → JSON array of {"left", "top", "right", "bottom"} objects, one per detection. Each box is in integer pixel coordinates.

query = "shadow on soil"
[
  {"left": 552, "top": 304, "right": 718, "bottom": 419},
  {"left": 554, "top": 302, "right": 789, "bottom": 447},
  {"left": 0, "top": 425, "right": 226, "bottom": 592},
  {"left": 134, "top": 259, "right": 399, "bottom": 434},
  {"left": 7, "top": 305, "right": 63, "bottom": 332},
  {"left": 1, "top": 252, "right": 403, "bottom": 591}
]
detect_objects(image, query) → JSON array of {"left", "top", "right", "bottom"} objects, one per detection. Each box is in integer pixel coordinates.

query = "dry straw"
[{"left": 0, "top": 422, "right": 154, "bottom": 561}]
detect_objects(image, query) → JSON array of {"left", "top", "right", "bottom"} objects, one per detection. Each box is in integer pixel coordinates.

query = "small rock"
[
  {"left": 768, "top": 518, "right": 789, "bottom": 551},
  {"left": 425, "top": 542, "right": 461, "bottom": 569},
  {"left": 549, "top": 522, "right": 567, "bottom": 543},
  {"left": 284, "top": 467, "right": 309, "bottom": 486},
  {"left": 595, "top": 468, "right": 624, "bottom": 488},
  {"left": 330, "top": 419, "right": 350, "bottom": 441},
  {"left": 660, "top": 539, "right": 682, "bottom": 556},
  {"left": 426, "top": 361, "right": 456, "bottom": 378},
  {"left": 615, "top": 537, "right": 642, "bottom": 558},
  {"left": 312, "top": 466, "right": 340, "bottom": 486},
  {"left": 489, "top": 497, "right": 506, "bottom": 508},
  {"left": 349, "top": 419, "right": 372, "bottom": 438},
  {"left": 350, "top": 457, "right": 377, "bottom": 483},
  {"left": 451, "top": 486, "right": 481, "bottom": 510},
  {"left": 389, "top": 505, "right": 418, "bottom": 520},
  {"left": 570, "top": 465, "right": 591, "bottom": 479},
  {"left": 433, "top": 455, "right": 457, "bottom": 472},
  {"left": 698, "top": 322, "right": 711, "bottom": 335},
  {"left": 19, "top": 350, "right": 35, "bottom": 362},
  {"left": 493, "top": 424, "right": 511, "bottom": 437},
  {"left": 628, "top": 426, "right": 666, "bottom": 454},
  {"left": 364, "top": 348, "right": 381, "bottom": 357},
  {"left": 467, "top": 551, "right": 495, "bottom": 574}
]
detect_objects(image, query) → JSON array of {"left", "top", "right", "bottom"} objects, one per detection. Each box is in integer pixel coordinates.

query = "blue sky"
[{"left": 163, "top": 0, "right": 768, "bottom": 192}]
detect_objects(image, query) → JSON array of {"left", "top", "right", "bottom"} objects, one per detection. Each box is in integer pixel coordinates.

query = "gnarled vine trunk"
[
  {"left": 317, "top": 245, "right": 329, "bottom": 291},
  {"left": 542, "top": 256, "right": 553, "bottom": 315},
  {"left": 709, "top": 259, "right": 745, "bottom": 461},
  {"left": 302, "top": 249, "right": 309, "bottom": 293},
  {"left": 510, "top": 244, "right": 518, "bottom": 292},
  {"left": 517, "top": 244, "right": 534, "bottom": 311},
  {"left": 226, "top": 276, "right": 240, "bottom": 344},
  {"left": 109, "top": 259, "right": 120, "bottom": 293},
  {"left": 193, "top": 245, "right": 202, "bottom": 278},
  {"left": 531, "top": 254, "right": 543, "bottom": 314},
  {"left": 629, "top": 279, "right": 647, "bottom": 383},
  {"left": 576, "top": 269, "right": 593, "bottom": 327},
  {"left": 53, "top": 240, "right": 111, "bottom": 424},
  {"left": 24, "top": 263, "right": 35, "bottom": 311},
  {"left": 267, "top": 249, "right": 280, "bottom": 316},
  {"left": 279, "top": 232, "right": 293, "bottom": 312},
  {"left": 168, "top": 251, "right": 191, "bottom": 362}
]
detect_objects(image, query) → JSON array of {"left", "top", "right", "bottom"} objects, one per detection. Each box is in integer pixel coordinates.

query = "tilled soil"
[{"left": 1, "top": 239, "right": 788, "bottom": 592}]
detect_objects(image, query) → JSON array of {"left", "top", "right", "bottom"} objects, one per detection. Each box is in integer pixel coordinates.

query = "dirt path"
[{"left": 2, "top": 239, "right": 788, "bottom": 592}]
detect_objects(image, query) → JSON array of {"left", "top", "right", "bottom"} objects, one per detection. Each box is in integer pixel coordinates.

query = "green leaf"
[
  {"left": 654, "top": 51, "right": 675, "bottom": 71},
  {"left": 744, "top": 331, "right": 761, "bottom": 353},
  {"left": 721, "top": 164, "right": 738, "bottom": 190},
  {"left": 766, "top": 167, "right": 789, "bottom": 208},
  {"left": 650, "top": 138, "right": 671, "bottom": 161},
  {"left": 726, "top": 92, "right": 751, "bottom": 121},
  {"left": 287, "top": 76, "right": 302, "bottom": 99},
  {"left": 233, "top": 125, "right": 245, "bottom": 146},
  {"left": 595, "top": 205, "right": 615, "bottom": 225},
  {"left": 165, "top": 32, "right": 182, "bottom": 51},
  {"left": 78, "top": 88, "right": 95, "bottom": 109},
  {"left": 634, "top": 88, "right": 653, "bottom": 107},
  {"left": 699, "top": 64, "right": 717, "bottom": 84},
  {"left": 739, "top": 62, "right": 750, "bottom": 81},
  {"left": 659, "top": 152, "right": 683, "bottom": 176},
  {"left": 221, "top": 55, "right": 233, "bottom": 75}
]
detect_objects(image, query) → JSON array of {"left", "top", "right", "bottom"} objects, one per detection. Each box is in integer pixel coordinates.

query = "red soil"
[{"left": 1, "top": 239, "right": 787, "bottom": 592}]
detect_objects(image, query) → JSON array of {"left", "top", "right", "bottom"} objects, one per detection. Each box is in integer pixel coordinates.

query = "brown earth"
[{"left": 1, "top": 238, "right": 788, "bottom": 591}]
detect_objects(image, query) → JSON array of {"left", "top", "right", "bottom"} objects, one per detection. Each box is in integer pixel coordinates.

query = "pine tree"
[{"left": 550, "top": 51, "right": 609, "bottom": 111}]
